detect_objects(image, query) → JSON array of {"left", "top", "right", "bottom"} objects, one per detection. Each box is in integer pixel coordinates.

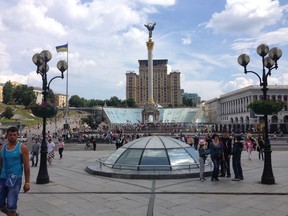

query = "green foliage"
[
  {"left": 13, "top": 85, "right": 36, "bottom": 107},
  {"left": 105, "top": 96, "right": 121, "bottom": 107},
  {"left": 85, "top": 99, "right": 105, "bottom": 107},
  {"left": 247, "top": 100, "right": 285, "bottom": 115},
  {"left": 3, "top": 82, "right": 36, "bottom": 107},
  {"left": 126, "top": 98, "right": 137, "bottom": 107},
  {"left": 69, "top": 95, "right": 85, "bottom": 107},
  {"left": 69, "top": 95, "right": 137, "bottom": 108},
  {"left": 2, "top": 107, "right": 14, "bottom": 119},
  {"left": 3, "top": 81, "right": 14, "bottom": 104},
  {"left": 47, "top": 90, "right": 56, "bottom": 105}
]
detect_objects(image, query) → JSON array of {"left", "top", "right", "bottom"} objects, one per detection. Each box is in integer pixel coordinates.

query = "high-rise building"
[{"left": 126, "top": 59, "right": 181, "bottom": 107}]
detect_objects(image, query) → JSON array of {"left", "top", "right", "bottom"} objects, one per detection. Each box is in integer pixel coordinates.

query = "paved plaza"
[{"left": 13, "top": 144, "right": 288, "bottom": 216}]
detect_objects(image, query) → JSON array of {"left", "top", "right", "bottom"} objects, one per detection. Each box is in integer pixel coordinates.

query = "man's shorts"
[{"left": 0, "top": 178, "right": 22, "bottom": 211}]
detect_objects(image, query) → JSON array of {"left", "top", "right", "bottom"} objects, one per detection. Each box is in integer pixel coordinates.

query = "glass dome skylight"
[{"left": 104, "top": 136, "right": 200, "bottom": 171}]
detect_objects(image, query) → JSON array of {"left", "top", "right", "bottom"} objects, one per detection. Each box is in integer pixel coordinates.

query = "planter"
[
  {"left": 248, "top": 100, "right": 285, "bottom": 115},
  {"left": 31, "top": 107, "right": 58, "bottom": 118},
  {"left": 252, "top": 106, "right": 278, "bottom": 115}
]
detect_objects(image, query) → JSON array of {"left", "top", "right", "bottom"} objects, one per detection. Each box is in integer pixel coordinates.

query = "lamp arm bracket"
[
  {"left": 36, "top": 69, "right": 44, "bottom": 77},
  {"left": 47, "top": 75, "right": 64, "bottom": 90},
  {"left": 245, "top": 70, "right": 262, "bottom": 84}
]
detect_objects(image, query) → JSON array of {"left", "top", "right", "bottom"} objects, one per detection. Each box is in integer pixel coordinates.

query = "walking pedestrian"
[
  {"left": 91, "top": 136, "right": 96, "bottom": 151},
  {"left": 47, "top": 135, "right": 55, "bottom": 165},
  {"left": 0, "top": 126, "right": 30, "bottom": 216},
  {"left": 198, "top": 139, "right": 207, "bottom": 182},
  {"left": 31, "top": 138, "right": 40, "bottom": 167},
  {"left": 58, "top": 138, "right": 65, "bottom": 159}
]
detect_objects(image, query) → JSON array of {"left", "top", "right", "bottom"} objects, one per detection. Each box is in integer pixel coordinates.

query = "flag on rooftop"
[{"left": 56, "top": 43, "right": 68, "bottom": 52}]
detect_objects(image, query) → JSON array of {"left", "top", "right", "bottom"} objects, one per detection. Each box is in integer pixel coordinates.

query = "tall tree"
[
  {"left": 107, "top": 96, "right": 121, "bottom": 107},
  {"left": 69, "top": 95, "right": 85, "bottom": 107},
  {"left": 3, "top": 81, "right": 14, "bottom": 104},
  {"left": 126, "top": 98, "right": 137, "bottom": 107},
  {"left": 13, "top": 85, "right": 36, "bottom": 106}
]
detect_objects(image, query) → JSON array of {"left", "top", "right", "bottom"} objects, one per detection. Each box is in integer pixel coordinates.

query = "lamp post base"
[
  {"left": 261, "top": 149, "right": 275, "bottom": 184},
  {"left": 36, "top": 176, "right": 50, "bottom": 184},
  {"left": 36, "top": 147, "right": 50, "bottom": 184}
]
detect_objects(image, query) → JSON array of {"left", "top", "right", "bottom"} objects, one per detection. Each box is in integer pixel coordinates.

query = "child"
[
  {"left": 198, "top": 139, "right": 207, "bottom": 182},
  {"left": 245, "top": 136, "right": 254, "bottom": 160}
]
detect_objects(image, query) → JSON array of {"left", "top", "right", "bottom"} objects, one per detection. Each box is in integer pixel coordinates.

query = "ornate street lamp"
[
  {"left": 238, "top": 44, "right": 282, "bottom": 184},
  {"left": 32, "top": 50, "right": 68, "bottom": 184}
]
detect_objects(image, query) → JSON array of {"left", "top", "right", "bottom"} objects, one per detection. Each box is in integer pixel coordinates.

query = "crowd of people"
[
  {"left": 180, "top": 131, "right": 266, "bottom": 182},
  {"left": 0, "top": 116, "right": 272, "bottom": 215}
]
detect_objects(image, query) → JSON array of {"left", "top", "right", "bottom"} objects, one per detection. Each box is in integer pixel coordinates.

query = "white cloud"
[
  {"left": 0, "top": 43, "right": 10, "bottom": 73},
  {"left": 2, "top": 1, "right": 67, "bottom": 37},
  {"left": 223, "top": 77, "right": 254, "bottom": 91},
  {"left": 139, "top": 0, "right": 175, "bottom": 6},
  {"left": 206, "top": 0, "right": 283, "bottom": 34},
  {"left": 0, "top": 0, "right": 287, "bottom": 103},
  {"left": 232, "top": 27, "right": 288, "bottom": 53},
  {"left": 0, "top": 74, "right": 28, "bottom": 85},
  {"left": 181, "top": 80, "right": 224, "bottom": 100},
  {"left": 181, "top": 35, "right": 191, "bottom": 45}
]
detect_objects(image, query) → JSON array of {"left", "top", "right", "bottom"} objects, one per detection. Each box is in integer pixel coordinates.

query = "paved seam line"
[
  {"left": 25, "top": 191, "right": 288, "bottom": 195},
  {"left": 146, "top": 180, "right": 156, "bottom": 216}
]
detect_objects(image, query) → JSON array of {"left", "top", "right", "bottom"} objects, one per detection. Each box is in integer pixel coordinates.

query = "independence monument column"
[{"left": 142, "top": 23, "right": 159, "bottom": 123}]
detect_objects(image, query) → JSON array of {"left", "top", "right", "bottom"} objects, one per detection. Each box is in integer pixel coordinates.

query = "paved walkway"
[{"left": 15, "top": 147, "right": 288, "bottom": 216}]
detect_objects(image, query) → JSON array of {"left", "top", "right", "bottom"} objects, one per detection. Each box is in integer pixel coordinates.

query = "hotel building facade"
[{"left": 126, "top": 59, "right": 182, "bottom": 107}]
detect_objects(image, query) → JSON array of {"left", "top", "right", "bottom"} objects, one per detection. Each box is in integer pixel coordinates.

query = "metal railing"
[{"left": 96, "top": 157, "right": 212, "bottom": 172}]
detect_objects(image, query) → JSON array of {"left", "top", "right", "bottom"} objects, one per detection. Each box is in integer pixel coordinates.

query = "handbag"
[{"left": 3, "top": 144, "right": 18, "bottom": 188}]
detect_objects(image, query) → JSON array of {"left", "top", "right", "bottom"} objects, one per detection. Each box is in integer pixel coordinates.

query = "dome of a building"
[{"left": 86, "top": 136, "right": 212, "bottom": 179}]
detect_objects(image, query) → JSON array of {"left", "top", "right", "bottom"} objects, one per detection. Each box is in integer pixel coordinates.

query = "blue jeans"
[
  {"left": 0, "top": 177, "right": 22, "bottom": 211},
  {"left": 212, "top": 157, "right": 221, "bottom": 179},
  {"left": 232, "top": 153, "right": 243, "bottom": 179}
]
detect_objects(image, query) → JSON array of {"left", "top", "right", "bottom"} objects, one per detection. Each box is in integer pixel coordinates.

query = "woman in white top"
[{"left": 47, "top": 136, "right": 55, "bottom": 165}]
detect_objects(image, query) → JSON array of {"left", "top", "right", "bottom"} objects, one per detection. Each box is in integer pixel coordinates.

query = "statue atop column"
[{"left": 144, "top": 22, "right": 156, "bottom": 39}]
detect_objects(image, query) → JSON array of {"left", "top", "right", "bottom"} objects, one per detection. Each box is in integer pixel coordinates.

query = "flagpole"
[{"left": 65, "top": 42, "right": 69, "bottom": 140}]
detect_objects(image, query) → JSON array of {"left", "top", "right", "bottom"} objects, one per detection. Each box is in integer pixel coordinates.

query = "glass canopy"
[{"left": 104, "top": 136, "right": 200, "bottom": 171}]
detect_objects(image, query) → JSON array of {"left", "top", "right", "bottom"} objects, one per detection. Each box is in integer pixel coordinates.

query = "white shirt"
[{"left": 47, "top": 140, "right": 55, "bottom": 153}]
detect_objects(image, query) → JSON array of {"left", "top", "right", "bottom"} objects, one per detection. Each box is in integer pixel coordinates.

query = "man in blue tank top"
[{"left": 0, "top": 126, "right": 30, "bottom": 216}]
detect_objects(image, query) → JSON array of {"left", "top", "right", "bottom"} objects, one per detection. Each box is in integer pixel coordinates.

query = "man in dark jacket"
[
  {"left": 232, "top": 135, "right": 244, "bottom": 181},
  {"left": 219, "top": 131, "right": 232, "bottom": 178}
]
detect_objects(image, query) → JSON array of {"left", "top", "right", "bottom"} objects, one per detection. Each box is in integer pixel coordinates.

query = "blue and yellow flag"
[{"left": 56, "top": 43, "right": 68, "bottom": 52}]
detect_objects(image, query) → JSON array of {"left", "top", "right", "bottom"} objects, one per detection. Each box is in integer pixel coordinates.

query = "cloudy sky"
[{"left": 0, "top": 0, "right": 288, "bottom": 101}]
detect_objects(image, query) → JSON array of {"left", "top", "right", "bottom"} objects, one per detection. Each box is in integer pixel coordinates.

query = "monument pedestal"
[{"left": 142, "top": 100, "right": 159, "bottom": 123}]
